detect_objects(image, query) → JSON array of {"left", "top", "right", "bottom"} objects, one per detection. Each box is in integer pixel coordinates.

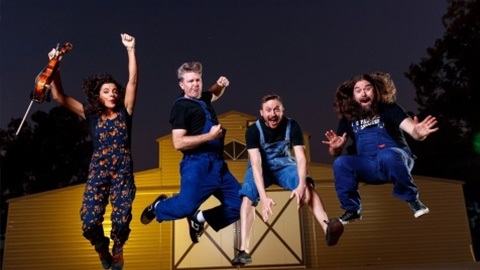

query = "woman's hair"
[
  {"left": 82, "top": 74, "right": 124, "bottom": 117},
  {"left": 333, "top": 73, "right": 383, "bottom": 121},
  {"left": 177, "top": 62, "right": 202, "bottom": 81}
]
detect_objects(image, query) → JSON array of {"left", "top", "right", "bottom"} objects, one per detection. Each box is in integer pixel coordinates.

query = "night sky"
[{"left": 1, "top": 0, "right": 448, "bottom": 171}]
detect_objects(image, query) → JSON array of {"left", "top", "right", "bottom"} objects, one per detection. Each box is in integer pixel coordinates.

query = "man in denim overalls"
[
  {"left": 140, "top": 62, "right": 241, "bottom": 244},
  {"left": 232, "top": 94, "right": 344, "bottom": 266},
  {"left": 323, "top": 72, "right": 439, "bottom": 225}
]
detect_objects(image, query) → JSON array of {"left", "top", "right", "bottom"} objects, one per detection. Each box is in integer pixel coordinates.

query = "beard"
[
  {"left": 359, "top": 105, "right": 374, "bottom": 119},
  {"left": 361, "top": 104, "right": 372, "bottom": 113},
  {"left": 353, "top": 99, "right": 377, "bottom": 120}
]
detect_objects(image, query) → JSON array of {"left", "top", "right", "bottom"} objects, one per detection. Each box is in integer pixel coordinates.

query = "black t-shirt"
[
  {"left": 246, "top": 117, "right": 304, "bottom": 149},
  {"left": 337, "top": 103, "right": 410, "bottom": 150},
  {"left": 169, "top": 92, "right": 218, "bottom": 135}
]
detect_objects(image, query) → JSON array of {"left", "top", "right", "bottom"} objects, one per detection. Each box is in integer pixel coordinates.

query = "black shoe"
[
  {"left": 141, "top": 194, "right": 168, "bottom": 225},
  {"left": 231, "top": 250, "right": 252, "bottom": 265},
  {"left": 95, "top": 237, "right": 112, "bottom": 269},
  {"left": 339, "top": 210, "right": 362, "bottom": 225},
  {"left": 306, "top": 175, "right": 316, "bottom": 188},
  {"left": 187, "top": 210, "right": 204, "bottom": 243},
  {"left": 324, "top": 218, "right": 344, "bottom": 246},
  {"left": 407, "top": 199, "right": 430, "bottom": 218}
]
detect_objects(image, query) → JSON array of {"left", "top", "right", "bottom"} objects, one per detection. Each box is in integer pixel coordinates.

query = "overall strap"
[
  {"left": 255, "top": 118, "right": 292, "bottom": 144},
  {"left": 175, "top": 97, "right": 212, "bottom": 120},
  {"left": 285, "top": 118, "right": 291, "bottom": 141},
  {"left": 255, "top": 120, "right": 265, "bottom": 145}
]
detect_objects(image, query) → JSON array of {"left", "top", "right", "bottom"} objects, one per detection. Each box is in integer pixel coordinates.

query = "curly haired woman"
[{"left": 50, "top": 33, "right": 137, "bottom": 270}]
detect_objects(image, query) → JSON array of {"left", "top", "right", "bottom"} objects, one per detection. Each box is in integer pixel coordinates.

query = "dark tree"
[
  {"left": 0, "top": 106, "right": 91, "bottom": 236},
  {"left": 405, "top": 0, "right": 480, "bottom": 259}
]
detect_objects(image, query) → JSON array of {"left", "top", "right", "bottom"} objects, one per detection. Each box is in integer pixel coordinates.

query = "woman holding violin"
[{"left": 50, "top": 33, "right": 138, "bottom": 270}]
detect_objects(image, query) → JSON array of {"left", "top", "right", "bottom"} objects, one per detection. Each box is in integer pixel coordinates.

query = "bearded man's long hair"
[{"left": 333, "top": 72, "right": 396, "bottom": 121}]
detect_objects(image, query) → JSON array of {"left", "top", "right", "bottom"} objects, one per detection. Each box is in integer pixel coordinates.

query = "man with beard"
[
  {"left": 323, "top": 72, "right": 439, "bottom": 225},
  {"left": 232, "top": 94, "right": 343, "bottom": 266}
]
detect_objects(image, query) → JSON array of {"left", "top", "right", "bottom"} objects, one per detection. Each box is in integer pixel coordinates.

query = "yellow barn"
[{"left": 3, "top": 111, "right": 477, "bottom": 269}]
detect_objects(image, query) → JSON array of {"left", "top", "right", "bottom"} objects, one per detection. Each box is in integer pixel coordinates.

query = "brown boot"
[
  {"left": 325, "top": 218, "right": 344, "bottom": 246},
  {"left": 112, "top": 243, "right": 124, "bottom": 270}
]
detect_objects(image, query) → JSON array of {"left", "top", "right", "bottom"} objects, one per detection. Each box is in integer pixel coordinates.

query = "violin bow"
[{"left": 15, "top": 100, "right": 35, "bottom": 136}]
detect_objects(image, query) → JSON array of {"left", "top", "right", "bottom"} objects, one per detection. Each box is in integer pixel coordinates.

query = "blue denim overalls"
[
  {"left": 333, "top": 116, "right": 418, "bottom": 212},
  {"left": 155, "top": 97, "right": 241, "bottom": 231},
  {"left": 81, "top": 107, "right": 136, "bottom": 247},
  {"left": 239, "top": 118, "right": 301, "bottom": 205}
]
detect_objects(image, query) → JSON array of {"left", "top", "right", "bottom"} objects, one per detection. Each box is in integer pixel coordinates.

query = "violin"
[
  {"left": 33, "top": 42, "right": 73, "bottom": 102},
  {"left": 16, "top": 42, "right": 73, "bottom": 135}
]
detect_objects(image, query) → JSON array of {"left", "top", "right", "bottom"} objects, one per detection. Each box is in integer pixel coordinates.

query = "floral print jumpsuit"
[{"left": 80, "top": 105, "right": 136, "bottom": 247}]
